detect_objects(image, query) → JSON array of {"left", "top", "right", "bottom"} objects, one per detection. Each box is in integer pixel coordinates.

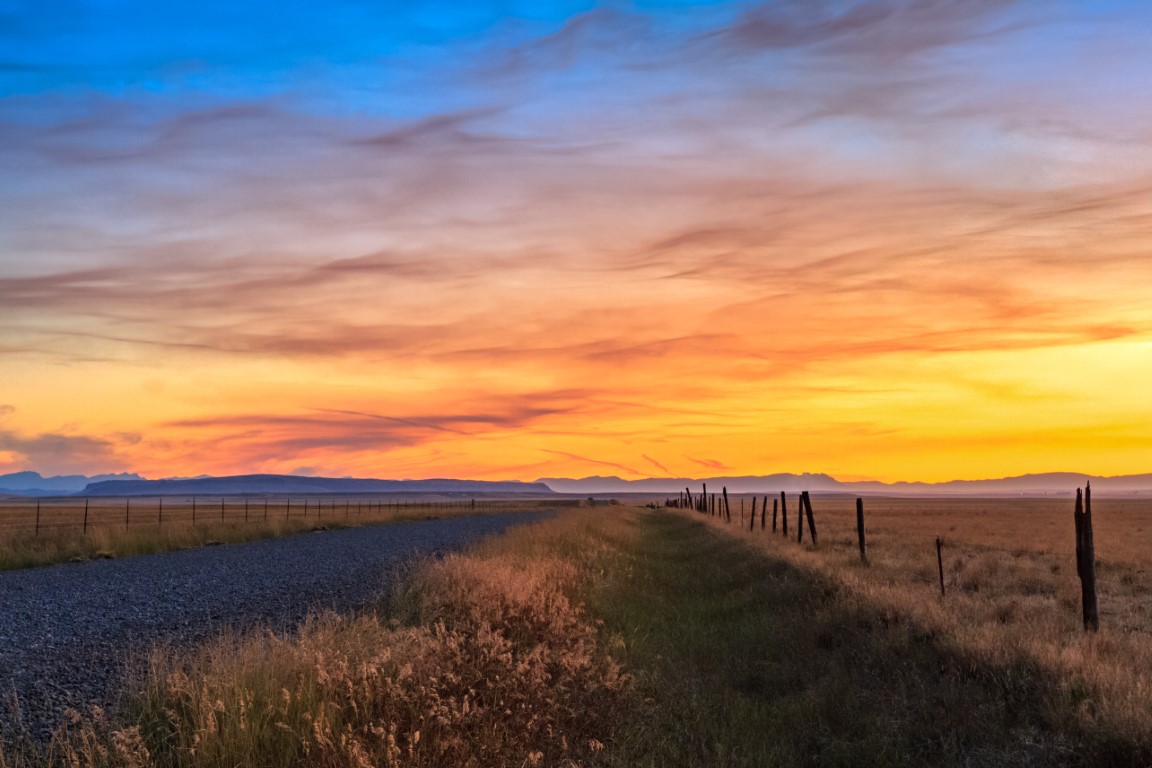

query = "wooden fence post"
[
  {"left": 761, "top": 496, "right": 767, "bottom": 530},
  {"left": 749, "top": 496, "right": 756, "bottom": 531},
  {"left": 220, "top": 497, "right": 225, "bottom": 524},
  {"left": 723, "top": 487, "right": 731, "bottom": 523},
  {"left": 936, "top": 537, "right": 946, "bottom": 597},
  {"left": 83, "top": 498, "right": 89, "bottom": 534},
  {"left": 771, "top": 497, "right": 777, "bottom": 532},
  {"left": 264, "top": 498, "right": 268, "bottom": 522},
  {"left": 856, "top": 497, "right": 867, "bottom": 563},
  {"left": 780, "top": 492, "right": 787, "bottom": 536},
  {"left": 796, "top": 493, "right": 804, "bottom": 544},
  {"left": 1074, "top": 484, "right": 1100, "bottom": 632},
  {"left": 802, "top": 491, "right": 818, "bottom": 546},
  {"left": 703, "top": 484, "right": 708, "bottom": 515},
  {"left": 192, "top": 496, "right": 197, "bottom": 526}
]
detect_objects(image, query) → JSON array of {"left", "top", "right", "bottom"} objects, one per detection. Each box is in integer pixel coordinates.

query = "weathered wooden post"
[
  {"left": 286, "top": 498, "right": 291, "bottom": 520},
  {"left": 797, "top": 492, "right": 804, "bottom": 543},
  {"left": 83, "top": 498, "right": 89, "bottom": 534},
  {"left": 220, "top": 497, "right": 225, "bottom": 524},
  {"left": 192, "top": 496, "right": 197, "bottom": 526},
  {"left": 780, "top": 492, "right": 787, "bottom": 536},
  {"left": 1074, "top": 484, "right": 1099, "bottom": 632},
  {"left": 702, "top": 484, "right": 708, "bottom": 514},
  {"left": 936, "top": 537, "right": 946, "bottom": 597},
  {"left": 761, "top": 496, "right": 767, "bottom": 530},
  {"left": 723, "top": 487, "right": 731, "bottom": 523},
  {"left": 749, "top": 497, "right": 756, "bottom": 531},
  {"left": 264, "top": 498, "right": 268, "bottom": 522},
  {"left": 856, "top": 497, "right": 867, "bottom": 563},
  {"left": 801, "top": 491, "right": 817, "bottom": 545}
]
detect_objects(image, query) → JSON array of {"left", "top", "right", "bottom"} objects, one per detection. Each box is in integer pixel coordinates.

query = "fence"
[
  {"left": 0, "top": 496, "right": 563, "bottom": 538},
  {"left": 665, "top": 482, "right": 1102, "bottom": 634}
]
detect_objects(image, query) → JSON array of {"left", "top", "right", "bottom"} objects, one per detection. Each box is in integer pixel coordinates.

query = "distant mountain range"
[
  {"left": 537, "top": 472, "right": 1152, "bottom": 496},
  {"left": 80, "top": 474, "right": 554, "bottom": 497},
  {"left": 3, "top": 470, "right": 1150, "bottom": 498},
  {"left": 0, "top": 471, "right": 146, "bottom": 496}
]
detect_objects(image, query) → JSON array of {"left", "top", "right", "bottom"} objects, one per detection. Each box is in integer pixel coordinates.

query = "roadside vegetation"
[
  {"left": 4, "top": 504, "right": 1151, "bottom": 766},
  {"left": 0, "top": 501, "right": 544, "bottom": 572}
]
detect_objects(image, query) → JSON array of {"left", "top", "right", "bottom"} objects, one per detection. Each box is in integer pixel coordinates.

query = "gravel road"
[{"left": 0, "top": 511, "right": 550, "bottom": 740}]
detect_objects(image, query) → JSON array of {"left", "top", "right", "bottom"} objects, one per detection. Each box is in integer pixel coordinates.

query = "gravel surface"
[{"left": 0, "top": 511, "right": 550, "bottom": 741}]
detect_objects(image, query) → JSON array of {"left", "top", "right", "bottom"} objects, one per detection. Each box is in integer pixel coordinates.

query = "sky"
[{"left": 1, "top": 0, "right": 1151, "bottom": 483}]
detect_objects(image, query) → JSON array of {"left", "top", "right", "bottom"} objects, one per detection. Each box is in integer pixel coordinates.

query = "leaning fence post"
[
  {"left": 83, "top": 498, "right": 89, "bottom": 534},
  {"left": 856, "top": 497, "right": 867, "bottom": 563},
  {"left": 761, "top": 496, "right": 767, "bottom": 530},
  {"left": 749, "top": 496, "right": 756, "bottom": 531},
  {"left": 936, "top": 537, "right": 946, "bottom": 597},
  {"left": 780, "top": 492, "right": 787, "bottom": 536},
  {"left": 802, "top": 491, "right": 818, "bottom": 546},
  {"left": 1074, "top": 484, "right": 1100, "bottom": 632},
  {"left": 723, "top": 487, "right": 731, "bottom": 523}
]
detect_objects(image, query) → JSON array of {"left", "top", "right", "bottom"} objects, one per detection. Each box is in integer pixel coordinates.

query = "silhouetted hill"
[
  {"left": 537, "top": 472, "right": 1152, "bottom": 496},
  {"left": 0, "top": 471, "right": 146, "bottom": 496},
  {"left": 79, "top": 474, "right": 554, "bottom": 496}
]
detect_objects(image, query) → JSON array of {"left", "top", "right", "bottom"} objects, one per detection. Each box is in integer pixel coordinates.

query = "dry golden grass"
[
  {"left": 0, "top": 498, "right": 555, "bottom": 571},
  {"left": 703, "top": 493, "right": 1152, "bottom": 753},
  {"left": 0, "top": 511, "right": 633, "bottom": 768}
]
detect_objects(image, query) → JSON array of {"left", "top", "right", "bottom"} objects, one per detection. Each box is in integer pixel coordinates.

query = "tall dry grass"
[{"left": 0, "top": 511, "right": 632, "bottom": 768}]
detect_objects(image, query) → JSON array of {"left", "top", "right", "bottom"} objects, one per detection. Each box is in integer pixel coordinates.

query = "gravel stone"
[{"left": 0, "top": 511, "right": 550, "bottom": 740}]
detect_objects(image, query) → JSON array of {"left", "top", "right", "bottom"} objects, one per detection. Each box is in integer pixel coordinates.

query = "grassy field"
[
  {"left": 4, "top": 499, "right": 1152, "bottom": 766},
  {"left": 0, "top": 497, "right": 555, "bottom": 571}
]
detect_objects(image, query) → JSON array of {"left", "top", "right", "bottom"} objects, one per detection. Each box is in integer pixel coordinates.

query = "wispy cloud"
[
  {"left": 541, "top": 450, "right": 647, "bottom": 478},
  {"left": 642, "top": 454, "right": 672, "bottom": 475},
  {"left": 685, "top": 456, "right": 731, "bottom": 471}
]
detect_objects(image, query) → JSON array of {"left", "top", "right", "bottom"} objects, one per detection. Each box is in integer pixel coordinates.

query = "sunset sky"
[{"left": 2, "top": 0, "right": 1151, "bottom": 482}]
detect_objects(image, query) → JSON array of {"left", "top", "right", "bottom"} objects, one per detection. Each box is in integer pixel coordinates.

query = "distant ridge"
[
  {"left": 537, "top": 472, "right": 1152, "bottom": 496},
  {"left": 79, "top": 474, "right": 554, "bottom": 497},
  {"left": 0, "top": 471, "right": 146, "bottom": 497}
]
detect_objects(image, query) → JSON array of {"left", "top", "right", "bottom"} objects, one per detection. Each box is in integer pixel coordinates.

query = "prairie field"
[
  {"left": 0, "top": 496, "right": 558, "bottom": 571},
  {"left": 4, "top": 496, "right": 1152, "bottom": 767}
]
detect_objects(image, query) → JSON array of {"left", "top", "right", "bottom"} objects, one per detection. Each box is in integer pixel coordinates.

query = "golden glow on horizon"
[{"left": 4, "top": 181, "right": 1152, "bottom": 484}]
